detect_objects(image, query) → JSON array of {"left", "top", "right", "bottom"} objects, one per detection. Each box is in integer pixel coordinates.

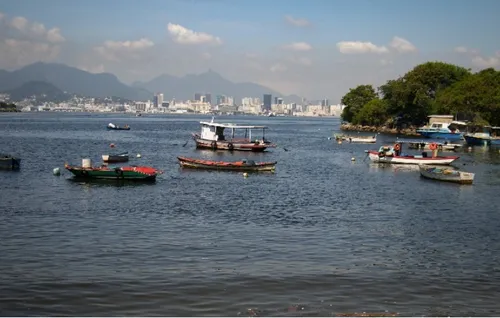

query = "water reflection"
[
  {"left": 368, "top": 163, "right": 420, "bottom": 173},
  {"left": 66, "top": 177, "right": 157, "bottom": 187}
]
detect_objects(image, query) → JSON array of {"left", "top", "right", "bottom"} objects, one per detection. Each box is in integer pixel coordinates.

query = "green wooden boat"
[{"left": 65, "top": 163, "right": 163, "bottom": 181}]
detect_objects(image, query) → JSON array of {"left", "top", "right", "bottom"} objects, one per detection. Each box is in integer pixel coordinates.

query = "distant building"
[
  {"left": 263, "top": 94, "right": 272, "bottom": 111},
  {"left": 204, "top": 93, "right": 212, "bottom": 105},
  {"left": 321, "top": 99, "right": 329, "bottom": 107},
  {"left": 153, "top": 93, "right": 163, "bottom": 108},
  {"left": 194, "top": 93, "right": 202, "bottom": 101},
  {"left": 277, "top": 97, "right": 283, "bottom": 105}
]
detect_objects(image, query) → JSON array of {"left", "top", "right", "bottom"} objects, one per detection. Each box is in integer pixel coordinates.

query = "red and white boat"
[
  {"left": 191, "top": 117, "right": 276, "bottom": 152},
  {"left": 367, "top": 143, "right": 459, "bottom": 165}
]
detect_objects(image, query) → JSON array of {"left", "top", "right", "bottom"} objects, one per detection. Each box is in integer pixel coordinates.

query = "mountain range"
[{"left": 0, "top": 62, "right": 302, "bottom": 103}]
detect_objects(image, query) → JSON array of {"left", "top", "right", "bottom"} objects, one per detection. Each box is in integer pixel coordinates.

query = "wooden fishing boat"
[
  {"left": 106, "top": 123, "right": 130, "bottom": 130},
  {"left": 419, "top": 164, "right": 474, "bottom": 184},
  {"left": 0, "top": 154, "right": 21, "bottom": 170},
  {"left": 65, "top": 159, "right": 162, "bottom": 180},
  {"left": 177, "top": 156, "right": 277, "bottom": 172},
  {"left": 102, "top": 152, "right": 129, "bottom": 163},
  {"left": 366, "top": 142, "right": 459, "bottom": 165},
  {"left": 191, "top": 117, "right": 276, "bottom": 152}
]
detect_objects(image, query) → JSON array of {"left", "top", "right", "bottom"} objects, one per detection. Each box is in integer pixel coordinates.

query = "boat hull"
[
  {"left": 464, "top": 135, "right": 500, "bottom": 146},
  {"left": 106, "top": 126, "right": 130, "bottom": 130},
  {"left": 192, "top": 134, "right": 271, "bottom": 152},
  {"left": 0, "top": 156, "right": 21, "bottom": 170},
  {"left": 65, "top": 165, "right": 161, "bottom": 180},
  {"left": 368, "top": 151, "right": 458, "bottom": 165},
  {"left": 177, "top": 156, "right": 276, "bottom": 172},
  {"left": 416, "top": 131, "right": 463, "bottom": 140},
  {"left": 419, "top": 165, "right": 474, "bottom": 184},
  {"left": 102, "top": 153, "right": 129, "bottom": 163}
]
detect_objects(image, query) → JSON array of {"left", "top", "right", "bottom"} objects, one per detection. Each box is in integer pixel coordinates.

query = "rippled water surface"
[{"left": 1, "top": 112, "right": 500, "bottom": 316}]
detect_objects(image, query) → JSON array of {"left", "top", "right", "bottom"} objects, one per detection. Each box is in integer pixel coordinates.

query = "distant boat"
[
  {"left": 102, "top": 152, "right": 129, "bottom": 163},
  {"left": 335, "top": 134, "right": 377, "bottom": 144},
  {"left": 0, "top": 154, "right": 21, "bottom": 170},
  {"left": 177, "top": 156, "right": 277, "bottom": 172},
  {"left": 366, "top": 142, "right": 459, "bottom": 165},
  {"left": 107, "top": 123, "right": 130, "bottom": 130},
  {"left": 191, "top": 117, "right": 276, "bottom": 152},
  {"left": 419, "top": 164, "right": 474, "bottom": 184}
]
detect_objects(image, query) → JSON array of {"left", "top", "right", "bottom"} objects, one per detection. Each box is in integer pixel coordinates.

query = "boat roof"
[
  {"left": 427, "top": 115, "right": 454, "bottom": 118},
  {"left": 200, "top": 121, "right": 268, "bottom": 129},
  {"left": 394, "top": 140, "right": 451, "bottom": 145}
]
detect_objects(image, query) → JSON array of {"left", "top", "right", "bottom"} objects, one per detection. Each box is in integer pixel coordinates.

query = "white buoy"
[
  {"left": 243, "top": 172, "right": 249, "bottom": 178},
  {"left": 136, "top": 153, "right": 142, "bottom": 158},
  {"left": 351, "top": 157, "right": 356, "bottom": 161},
  {"left": 53, "top": 167, "right": 61, "bottom": 176}
]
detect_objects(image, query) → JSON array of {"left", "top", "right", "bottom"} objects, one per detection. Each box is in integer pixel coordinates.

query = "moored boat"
[
  {"left": 102, "top": 152, "right": 129, "bottom": 163},
  {"left": 65, "top": 159, "right": 162, "bottom": 180},
  {"left": 191, "top": 117, "right": 276, "bottom": 152},
  {"left": 177, "top": 156, "right": 277, "bottom": 172},
  {"left": 416, "top": 115, "right": 466, "bottom": 141},
  {"left": 464, "top": 126, "right": 500, "bottom": 146},
  {"left": 107, "top": 123, "right": 131, "bottom": 130},
  {"left": 0, "top": 154, "right": 21, "bottom": 170},
  {"left": 367, "top": 142, "right": 459, "bottom": 165},
  {"left": 419, "top": 164, "right": 474, "bottom": 184}
]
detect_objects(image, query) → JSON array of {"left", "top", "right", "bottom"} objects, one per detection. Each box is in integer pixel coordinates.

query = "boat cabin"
[
  {"left": 199, "top": 120, "right": 269, "bottom": 143},
  {"left": 420, "top": 115, "right": 466, "bottom": 132}
]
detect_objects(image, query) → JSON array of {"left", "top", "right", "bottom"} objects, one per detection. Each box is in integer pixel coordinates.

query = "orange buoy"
[{"left": 110, "top": 143, "right": 115, "bottom": 148}]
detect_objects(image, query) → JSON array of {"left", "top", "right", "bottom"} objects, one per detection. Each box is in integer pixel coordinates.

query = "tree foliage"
[
  {"left": 0, "top": 102, "right": 19, "bottom": 112},
  {"left": 339, "top": 61, "right": 499, "bottom": 127},
  {"left": 340, "top": 85, "right": 377, "bottom": 123}
]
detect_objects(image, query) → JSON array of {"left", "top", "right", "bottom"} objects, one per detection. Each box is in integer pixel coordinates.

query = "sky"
[{"left": 0, "top": 0, "right": 499, "bottom": 102}]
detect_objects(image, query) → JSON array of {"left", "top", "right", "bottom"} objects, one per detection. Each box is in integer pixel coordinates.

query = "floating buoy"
[
  {"left": 351, "top": 157, "right": 356, "bottom": 161},
  {"left": 468, "top": 147, "right": 472, "bottom": 151},
  {"left": 136, "top": 153, "right": 142, "bottom": 158},
  {"left": 328, "top": 137, "right": 331, "bottom": 140},
  {"left": 243, "top": 172, "right": 249, "bottom": 178},
  {"left": 338, "top": 141, "right": 342, "bottom": 144},
  {"left": 110, "top": 143, "right": 115, "bottom": 148},
  {"left": 53, "top": 167, "right": 61, "bottom": 176}
]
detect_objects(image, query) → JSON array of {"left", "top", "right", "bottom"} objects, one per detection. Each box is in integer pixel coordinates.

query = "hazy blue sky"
[{"left": 1, "top": 0, "right": 499, "bottom": 101}]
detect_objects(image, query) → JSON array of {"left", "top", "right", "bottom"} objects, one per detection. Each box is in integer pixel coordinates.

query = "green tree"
[
  {"left": 434, "top": 68, "right": 500, "bottom": 126},
  {"left": 340, "top": 84, "right": 377, "bottom": 122},
  {"left": 352, "top": 98, "right": 389, "bottom": 126},
  {"left": 379, "top": 62, "right": 470, "bottom": 126}
]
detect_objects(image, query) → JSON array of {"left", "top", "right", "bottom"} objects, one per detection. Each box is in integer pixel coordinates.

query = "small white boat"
[
  {"left": 419, "top": 164, "right": 474, "bottom": 184},
  {"left": 367, "top": 143, "right": 459, "bottom": 165},
  {"left": 335, "top": 134, "right": 377, "bottom": 144}
]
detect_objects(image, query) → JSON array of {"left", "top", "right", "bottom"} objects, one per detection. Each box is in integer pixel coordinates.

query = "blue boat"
[
  {"left": 464, "top": 126, "right": 500, "bottom": 146},
  {"left": 416, "top": 116, "right": 466, "bottom": 141}
]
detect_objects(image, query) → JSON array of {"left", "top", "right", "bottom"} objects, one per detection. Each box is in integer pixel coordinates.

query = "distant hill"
[
  {"left": 3, "top": 80, "right": 70, "bottom": 102},
  {"left": 133, "top": 69, "right": 303, "bottom": 104},
  {"left": 0, "top": 62, "right": 152, "bottom": 101}
]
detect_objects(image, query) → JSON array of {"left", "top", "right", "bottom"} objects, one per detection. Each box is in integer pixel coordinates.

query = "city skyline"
[{"left": 1, "top": 0, "right": 499, "bottom": 101}]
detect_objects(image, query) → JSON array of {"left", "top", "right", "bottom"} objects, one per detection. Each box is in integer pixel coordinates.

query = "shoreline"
[{"left": 340, "top": 123, "right": 420, "bottom": 136}]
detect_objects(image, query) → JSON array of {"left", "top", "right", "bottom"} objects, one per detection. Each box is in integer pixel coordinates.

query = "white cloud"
[
  {"left": 472, "top": 56, "right": 499, "bottom": 68},
  {"left": 389, "top": 36, "right": 416, "bottom": 53},
  {"left": 167, "top": 23, "right": 222, "bottom": 45},
  {"left": 284, "top": 15, "right": 310, "bottom": 27},
  {"left": 454, "top": 46, "right": 479, "bottom": 55},
  {"left": 337, "top": 41, "right": 388, "bottom": 54},
  {"left": 283, "top": 42, "right": 312, "bottom": 51},
  {"left": 0, "top": 13, "right": 65, "bottom": 68},
  {"left": 9, "top": 16, "right": 28, "bottom": 31},
  {"left": 337, "top": 36, "right": 416, "bottom": 54},
  {"left": 94, "top": 38, "right": 154, "bottom": 62},
  {"left": 201, "top": 52, "right": 212, "bottom": 60},
  {"left": 78, "top": 64, "right": 105, "bottom": 74},
  {"left": 270, "top": 63, "right": 287, "bottom": 73},
  {"left": 289, "top": 56, "right": 312, "bottom": 66}
]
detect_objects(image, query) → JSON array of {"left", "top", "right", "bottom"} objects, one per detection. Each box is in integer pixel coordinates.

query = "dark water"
[{"left": 1, "top": 112, "right": 500, "bottom": 316}]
